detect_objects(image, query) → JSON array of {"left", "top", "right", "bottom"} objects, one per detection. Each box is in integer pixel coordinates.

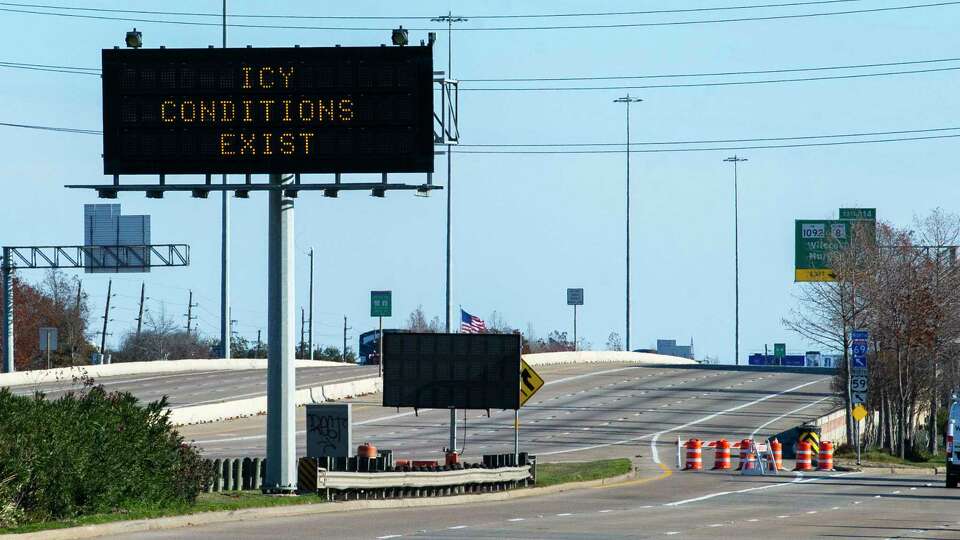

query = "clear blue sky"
[{"left": 0, "top": 1, "right": 957, "bottom": 361}]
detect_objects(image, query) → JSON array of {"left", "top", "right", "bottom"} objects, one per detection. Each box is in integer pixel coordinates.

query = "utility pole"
[
  {"left": 75, "top": 280, "right": 83, "bottom": 314},
  {"left": 2, "top": 248, "right": 13, "bottom": 373},
  {"left": 300, "top": 307, "right": 306, "bottom": 360},
  {"left": 308, "top": 248, "right": 314, "bottom": 360},
  {"left": 219, "top": 0, "right": 231, "bottom": 361},
  {"left": 724, "top": 156, "right": 747, "bottom": 366},
  {"left": 185, "top": 289, "right": 197, "bottom": 334},
  {"left": 256, "top": 329, "right": 262, "bottom": 357},
  {"left": 99, "top": 279, "right": 113, "bottom": 355},
  {"left": 135, "top": 282, "right": 145, "bottom": 337},
  {"left": 342, "top": 316, "right": 351, "bottom": 363},
  {"left": 432, "top": 10, "right": 467, "bottom": 456},
  {"left": 613, "top": 95, "right": 642, "bottom": 352}
]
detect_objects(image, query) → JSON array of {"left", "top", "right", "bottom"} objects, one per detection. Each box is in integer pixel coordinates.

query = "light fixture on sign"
[
  {"left": 125, "top": 28, "right": 142, "bottom": 49},
  {"left": 391, "top": 26, "right": 409, "bottom": 47}
]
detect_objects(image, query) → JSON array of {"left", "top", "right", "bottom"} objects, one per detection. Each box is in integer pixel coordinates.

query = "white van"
[{"left": 948, "top": 396, "right": 959, "bottom": 488}]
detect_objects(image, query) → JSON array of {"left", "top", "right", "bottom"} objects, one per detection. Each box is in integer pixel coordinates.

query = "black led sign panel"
[
  {"left": 101, "top": 46, "right": 434, "bottom": 175},
  {"left": 382, "top": 333, "right": 521, "bottom": 410}
]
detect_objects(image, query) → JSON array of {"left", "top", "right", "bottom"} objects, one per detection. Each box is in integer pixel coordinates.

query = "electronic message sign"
[
  {"left": 382, "top": 333, "right": 521, "bottom": 410},
  {"left": 102, "top": 46, "right": 434, "bottom": 175}
]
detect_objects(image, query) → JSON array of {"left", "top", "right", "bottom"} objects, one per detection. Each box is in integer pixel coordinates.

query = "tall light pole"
[
  {"left": 431, "top": 11, "right": 467, "bottom": 456},
  {"left": 723, "top": 155, "right": 747, "bottom": 365},
  {"left": 613, "top": 95, "right": 641, "bottom": 352},
  {"left": 220, "top": 0, "right": 231, "bottom": 360}
]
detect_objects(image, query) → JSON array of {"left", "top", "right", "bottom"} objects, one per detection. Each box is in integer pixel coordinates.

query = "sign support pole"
[
  {"left": 2, "top": 248, "right": 13, "bottom": 374},
  {"left": 573, "top": 304, "right": 578, "bottom": 352},
  {"left": 514, "top": 409, "right": 520, "bottom": 465},
  {"left": 378, "top": 315, "right": 383, "bottom": 378},
  {"left": 264, "top": 173, "right": 296, "bottom": 494},
  {"left": 46, "top": 333, "right": 51, "bottom": 370}
]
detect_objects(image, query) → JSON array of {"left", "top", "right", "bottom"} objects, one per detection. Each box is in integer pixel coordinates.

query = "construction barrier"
[
  {"left": 736, "top": 439, "right": 753, "bottom": 470},
  {"left": 795, "top": 441, "right": 813, "bottom": 471},
  {"left": 817, "top": 441, "right": 834, "bottom": 471},
  {"left": 684, "top": 439, "right": 703, "bottom": 470},
  {"left": 712, "top": 439, "right": 732, "bottom": 470},
  {"left": 768, "top": 439, "right": 783, "bottom": 471}
]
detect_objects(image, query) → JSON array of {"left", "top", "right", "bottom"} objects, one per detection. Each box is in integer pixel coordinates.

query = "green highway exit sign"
[
  {"left": 370, "top": 290, "right": 392, "bottom": 317},
  {"left": 839, "top": 208, "right": 876, "bottom": 221},
  {"left": 774, "top": 343, "right": 786, "bottom": 357}
]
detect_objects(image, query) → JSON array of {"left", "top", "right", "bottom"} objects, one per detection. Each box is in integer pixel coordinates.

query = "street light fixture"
[
  {"left": 723, "top": 155, "right": 748, "bottom": 366},
  {"left": 125, "top": 28, "right": 142, "bottom": 49},
  {"left": 613, "top": 94, "right": 642, "bottom": 352}
]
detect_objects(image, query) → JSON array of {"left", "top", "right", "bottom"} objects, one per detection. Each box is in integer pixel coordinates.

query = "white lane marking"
[
  {"left": 892, "top": 490, "right": 901, "bottom": 494},
  {"left": 556, "top": 513, "right": 573, "bottom": 516},
  {"left": 777, "top": 515, "right": 789, "bottom": 519},
  {"left": 806, "top": 511, "right": 817, "bottom": 514},
  {"left": 377, "top": 536, "right": 402, "bottom": 539},
  {"left": 651, "top": 378, "right": 828, "bottom": 464},
  {"left": 539, "top": 376, "right": 828, "bottom": 457},
  {"left": 831, "top": 506, "right": 840, "bottom": 510},
  {"left": 448, "top": 525, "right": 468, "bottom": 530},
  {"left": 507, "top": 518, "right": 525, "bottom": 522},
  {"left": 747, "top": 518, "right": 759, "bottom": 522},
  {"left": 750, "top": 395, "right": 833, "bottom": 438},
  {"left": 665, "top": 532, "right": 680, "bottom": 536},
  {"left": 853, "top": 501, "right": 861, "bottom": 504},
  {"left": 708, "top": 523, "right": 724, "bottom": 527},
  {"left": 664, "top": 472, "right": 859, "bottom": 507},
  {"left": 174, "top": 374, "right": 372, "bottom": 408},
  {"left": 910, "top": 487, "right": 917, "bottom": 490},
  {"left": 598, "top": 509, "right": 613, "bottom": 513}
]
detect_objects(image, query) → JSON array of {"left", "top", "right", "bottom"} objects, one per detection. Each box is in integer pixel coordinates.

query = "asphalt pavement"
[
  {"left": 3, "top": 364, "right": 379, "bottom": 408},
  {"left": 184, "top": 363, "right": 837, "bottom": 462}
]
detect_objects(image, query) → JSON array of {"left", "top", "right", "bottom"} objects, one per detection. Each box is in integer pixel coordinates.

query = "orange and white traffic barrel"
[
  {"left": 736, "top": 439, "right": 752, "bottom": 470},
  {"left": 795, "top": 441, "right": 813, "bottom": 471},
  {"left": 768, "top": 439, "right": 783, "bottom": 471},
  {"left": 712, "top": 439, "right": 732, "bottom": 470},
  {"left": 684, "top": 439, "right": 703, "bottom": 470},
  {"left": 817, "top": 441, "right": 834, "bottom": 471}
]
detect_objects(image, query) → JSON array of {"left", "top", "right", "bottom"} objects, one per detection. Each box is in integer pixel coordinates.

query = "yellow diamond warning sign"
[
  {"left": 852, "top": 404, "right": 868, "bottom": 422},
  {"left": 519, "top": 359, "right": 545, "bottom": 407}
]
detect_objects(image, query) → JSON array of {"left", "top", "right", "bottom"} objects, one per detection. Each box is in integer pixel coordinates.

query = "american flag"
[{"left": 460, "top": 309, "right": 487, "bottom": 334}]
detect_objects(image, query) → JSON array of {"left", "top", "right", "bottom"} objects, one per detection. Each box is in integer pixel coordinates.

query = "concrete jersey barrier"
[
  {"left": 523, "top": 351, "right": 695, "bottom": 366},
  {"left": 0, "top": 358, "right": 349, "bottom": 388}
]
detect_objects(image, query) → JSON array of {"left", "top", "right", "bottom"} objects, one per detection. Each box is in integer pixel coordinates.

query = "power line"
[
  {"left": 462, "top": 56, "right": 960, "bottom": 82},
  {"left": 0, "top": 1, "right": 866, "bottom": 20},
  {"left": 3, "top": 58, "right": 956, "bottom": 92},
  {"left": 0, "top": 121, "right": 100, "bottom": 134},
  {"left": 461, "top": 66, "right": 960, "bottom": 91},
  {"left": 460, "top": 126, "right": 960, "bottom": 147},
  {"left": 452, "top": 133, "right": 960, "bottom": 154},
  {"left": 0, "top": 1, "right": 956, "bottom": 31}
]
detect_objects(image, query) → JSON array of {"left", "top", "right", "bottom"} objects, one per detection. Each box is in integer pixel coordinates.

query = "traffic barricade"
[
  {"left": 795, "top": 441, "right": 813, "bottom": 471},
  {"left": 712, "top": 439, "right": 732, "bottom": 470},
  {"left": 768, "top": 438, "right": 783, "bottom": 471},
  {"left": 817, "top": 441, "right": 834, "bottom": 471},
  {"left": 736, "top": 439, "right": 753, "bottom": 470},
  {"left": 684, "top": 439, "right": 703, "bottom": 470}
]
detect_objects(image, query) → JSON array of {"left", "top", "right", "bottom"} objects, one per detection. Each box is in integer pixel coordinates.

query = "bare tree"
[{"left": 606, "top": 332, "right": 623, "bottom": 351}]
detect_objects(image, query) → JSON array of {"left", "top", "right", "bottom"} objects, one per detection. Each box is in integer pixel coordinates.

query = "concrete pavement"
[{"left": 184, "top": 363, "right": 836, "bottom": 462}]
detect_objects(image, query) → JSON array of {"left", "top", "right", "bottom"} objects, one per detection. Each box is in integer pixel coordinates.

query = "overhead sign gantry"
[{"left": 68, "top": 40, "right": 443, "bottom": 495}]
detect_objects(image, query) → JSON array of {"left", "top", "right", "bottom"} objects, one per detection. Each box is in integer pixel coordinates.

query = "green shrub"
[{"left": 0, "top": 385, "right": 211, "bottom": 524}]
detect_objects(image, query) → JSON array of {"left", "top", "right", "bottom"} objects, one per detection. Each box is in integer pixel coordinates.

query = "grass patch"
[
  {"left": 4, "top": 460, "right": 634, "bottom": 535},
  {"left": 1, "top": 492, "right": 322, "bottom": 535},
  {"left": 535, "top": 458, "right": 632, "bottom": 487},
  {"left": 834, "top": 449, "right": 945, "bottom": 467}
]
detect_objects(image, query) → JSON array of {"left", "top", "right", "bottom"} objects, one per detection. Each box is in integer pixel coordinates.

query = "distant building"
[{"left": 656, "top": 338, "right": 694, "bottom": 360}]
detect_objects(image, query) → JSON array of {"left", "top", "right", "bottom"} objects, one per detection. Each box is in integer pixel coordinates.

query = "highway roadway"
[
  {"left": 106, "top": 471, "right": 960, "bottom": 539},
  {"left": 3, "top": 364, "right": 379, "bottom": 408},
  {"left": 102, "top": 362, "right": 960, "bottom": 540},
  {"left": 183, "top": 363, "right": 838, "bottom": 462}
]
